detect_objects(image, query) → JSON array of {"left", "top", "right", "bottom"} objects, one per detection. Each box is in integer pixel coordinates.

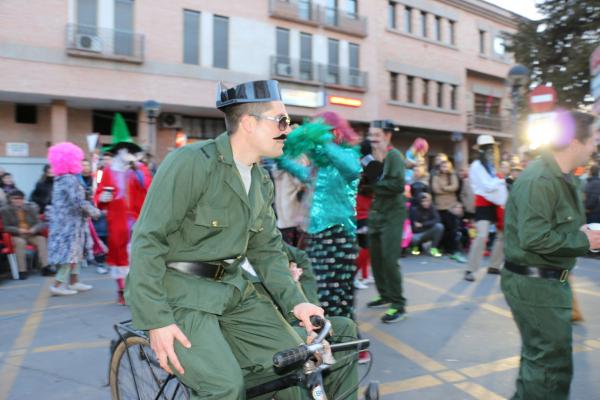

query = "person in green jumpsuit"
[
  {"left": 365, "top": 120, "right": 407, "bottom": 323},
  {"left": 126, "top": 80, "right": 338, "bottom": 399},
  {"left": 502, "top": 110, "right": 600, "bottom": 400}
]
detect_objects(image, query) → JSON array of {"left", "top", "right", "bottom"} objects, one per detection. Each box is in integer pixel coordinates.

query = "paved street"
[{"left": 1, "top": 256, "right": 600, "bottom": 400}]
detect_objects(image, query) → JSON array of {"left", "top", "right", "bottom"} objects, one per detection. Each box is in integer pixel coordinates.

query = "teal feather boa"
[{"left": 282, "top": 119, "right": 334, "bottom": 166}]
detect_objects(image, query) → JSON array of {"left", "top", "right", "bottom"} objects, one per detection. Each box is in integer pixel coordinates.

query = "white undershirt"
[{"left": 234, "top": 159, "right": 258, "bottom": 277}]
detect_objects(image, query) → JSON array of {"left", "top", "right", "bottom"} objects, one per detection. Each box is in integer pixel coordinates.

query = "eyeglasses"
[{"left": 250, "top": 113, "right": 291, "bottom": 132}]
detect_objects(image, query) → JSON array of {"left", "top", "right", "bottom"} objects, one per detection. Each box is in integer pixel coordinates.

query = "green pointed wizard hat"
[{"left": 104, "top": 112, "right": 142, "bottom": 154}]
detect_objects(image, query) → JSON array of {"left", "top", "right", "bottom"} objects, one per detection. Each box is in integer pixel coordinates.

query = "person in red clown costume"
[{"left": 95, "top": 113, "right": 152, "bottom": 304}]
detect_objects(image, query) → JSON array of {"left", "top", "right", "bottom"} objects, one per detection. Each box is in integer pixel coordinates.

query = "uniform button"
[
  {"left": 259, "top": 227, "right": 264, "bottom": 232},
  {"left": 211, "top": 220, "right": 219, "bottom": 227},
  {"left": 568, "top": 216, "right": 572, "bottom": 221},
  {"left": 218, "top": 154, "right": 224, "bottom": 162},
  {"left": 236, "top": 255, "right": 242, "bottom": 259}
]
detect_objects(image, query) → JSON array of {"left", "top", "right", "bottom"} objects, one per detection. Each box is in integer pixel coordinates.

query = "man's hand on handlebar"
[
  {"left": 148, "top": 324, "right": 192, "bottom": 375},
  {"left": 293, "top": 303, "right": 325, "bottom": 334}
]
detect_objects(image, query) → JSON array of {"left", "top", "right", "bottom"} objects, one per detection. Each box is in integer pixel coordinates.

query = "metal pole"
[
  {"left": 149, "top": 116, "right": 156, "bottom": 156},
  {"left": 511, "top": 85, "right": 519, "bottom": 155}
]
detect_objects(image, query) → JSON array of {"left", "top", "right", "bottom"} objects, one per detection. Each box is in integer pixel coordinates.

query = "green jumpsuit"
[
  {"left": 126, "top": 133, "right": 346, "bottom": 399},
  {"left": 502, "top": 152, "right": 590, "bottom": 400},
  {"left": 367, "top": 148, "right": 407, "bottom": 311}
]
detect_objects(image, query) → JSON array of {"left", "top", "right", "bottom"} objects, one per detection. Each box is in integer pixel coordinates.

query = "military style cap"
[
  {"left": 371, "top": 120, "right": 399, "bottom": 132},
  {"left": 216, "top": 80, "right": 283, "bottom": 110}
]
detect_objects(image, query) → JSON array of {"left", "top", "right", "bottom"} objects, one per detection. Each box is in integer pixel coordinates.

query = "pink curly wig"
[
  {"left": 48, "top": 142, "right": 84, "bottom": 175},
  {"left": 314, "top": 111, "right": 360, "bottom": 145},
  {"left": 413, "top": 138, "right": 429, "bottom": 154}
]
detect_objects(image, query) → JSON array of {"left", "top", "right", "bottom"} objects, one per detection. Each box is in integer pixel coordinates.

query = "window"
[
  {"left": 349, "top": 43, "right": 360, "bottom": 85},
  {"left": 404, "top": 7, "right": 412, "bottom": 33},
  {"left": 183, "top": 10, "right": 200, "bottom": 64},
  {"left": 76, "top": 0, "right": 97, "bottom": 34},
  {"left": 182, "top": 117, "right": 226, "bottom": 139},
  {"left": 434, "top": 16, "right": 442, "bottom": 41},
  {"left": 15, "top": 104, "right": 37, "bottom": 124},
  {"left": 213, "top": 15, "right": 229, "bottom": 68},
  {"left": 114, "top": 0, "right": 134, "bottom": 56},
  {"left": 390, "top": 72, "right": 398, "bottom": 100},
  {"left": 406, "top": 76, "right": 414, "bottom": 103},
  {"left": 420, "top": 11, "right": 427, "bottom": 37},
  {"left": 298, "top": 0, "right": 312, "bottom": 20},
  {"left": 422, "top": 79, "right": 429, "bottom": 105},
  {"left": 448, "top": 20, "right": 456, "bottom": 45},
  {"left": 479, "top": 30, "right": 486, "bottom": 54},
  {"left": 326, "top": 0, "right": 338, "bottom": 25},
  {"left": 93, "top": 110, "right": 138, "bottom": 137},
  {"left": 437, "top": 82, "right": 443, "bottom": 108},
  {"left": 450, "top": 85, "right": 457, "bottom": 110},
  {"left": 300, "top": 32, "right": 313, "bottom": 80},
  {"left": 276, "top": 27, "right": 290, "bottom": 65},
  {"left": 327, "top": 38, "right": 339, "bottom": 84},
  {"left": 475, "top": 94, "right": 501, "bottom": 116},
  {"left": 388, "top": 1, "right": 396, "bottom": 29},
  {"left": 493, "top": 35, "right": 506, "bottom": 56},
  {"left": 346, "top": 0, "right": 358, "bottom": 18}
]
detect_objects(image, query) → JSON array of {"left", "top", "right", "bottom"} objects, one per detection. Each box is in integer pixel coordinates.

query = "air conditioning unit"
[
  {"left": 276, "top": 63, "right": 293, "bottom": 77},
  {"left": 75, "top": 34, "right": 102, "bottom": 52},
  {"left": 161, "top": 113, "right": 183, "bottom": 129}
]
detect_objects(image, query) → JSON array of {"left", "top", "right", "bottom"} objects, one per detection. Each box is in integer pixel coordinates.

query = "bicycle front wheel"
[{"left": 109, "top": 335, "right": 190, "bottom": 400}]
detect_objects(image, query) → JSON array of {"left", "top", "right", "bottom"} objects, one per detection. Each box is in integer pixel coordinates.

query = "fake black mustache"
[{"left": 274, "top": 134, "right": 288, "bottom": 140}]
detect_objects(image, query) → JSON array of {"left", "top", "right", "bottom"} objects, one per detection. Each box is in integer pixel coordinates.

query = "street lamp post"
[
  {"left": 507, "top": 64, "right": 529, "bottom": 155},
  {"left": 143, "top": 99, "right": 161, "bottom": 156}
]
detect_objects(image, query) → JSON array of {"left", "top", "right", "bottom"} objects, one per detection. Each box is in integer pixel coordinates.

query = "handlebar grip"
[
  {"left": 309, "top": 315, "right": 325, "bottom": 329},
  {"left": 273, "top": 345, "right": 309, "bottom": 369}
]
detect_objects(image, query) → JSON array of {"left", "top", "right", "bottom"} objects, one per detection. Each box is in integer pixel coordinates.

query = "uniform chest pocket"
[{"left": 195, "top": 205, "right": 229, "bottom": 228}]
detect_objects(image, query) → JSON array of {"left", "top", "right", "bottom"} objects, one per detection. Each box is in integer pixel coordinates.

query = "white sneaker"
[
  {"left": 354, "top": 279, "right": 369, "bottom": 290},
  {"left": 50, "top": 285, "right": 78, "bottom": 296},
  {"left": 96, "top": 266, "right": 109, "bottom": 274},
  {"left": 68, "top": 282, "right": 93, "bottom": 292},
  {"left": 363, "top": 276, "right": 375, "bottom": 284}
]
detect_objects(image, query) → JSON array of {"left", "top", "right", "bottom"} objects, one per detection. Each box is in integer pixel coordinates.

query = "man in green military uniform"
[
  {"left": 365, "top": 120, "right": 407, "bottom": 323},
  {"left": 502, "top": 110, "right": 600, "bottom": 399},
  {"left": 126, "top": 80, "right": 340, "bottom": 399}
]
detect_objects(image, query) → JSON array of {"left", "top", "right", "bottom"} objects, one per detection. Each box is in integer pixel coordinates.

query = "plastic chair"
[{"left": 0, "top": 218, "right": 20, "bottom": 280}]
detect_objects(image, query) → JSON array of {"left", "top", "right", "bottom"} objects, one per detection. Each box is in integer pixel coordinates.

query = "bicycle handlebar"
[{"left": 272, "top": 316, "right": 331, "bottom": 369}]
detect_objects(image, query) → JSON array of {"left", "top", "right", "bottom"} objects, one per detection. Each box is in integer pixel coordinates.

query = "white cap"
[{"left": 476, "top": 135, "right": 496, "bottom": 147}]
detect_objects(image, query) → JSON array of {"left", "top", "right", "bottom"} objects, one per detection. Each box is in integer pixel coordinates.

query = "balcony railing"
[
  {"left": 66, "top": 23, "right": 144, "bottom": 63},
  {"left": 467, "top": 113, "right": 511, "bottom": 132},
  {"left": 321, "top": 7, "right": 367, "bottom": 37},
  {"left": 269, "top": 0, "right": 367, "bottom": 37},
  {"left": 271, "top": 56, "right": 368, "bottom": 90}
]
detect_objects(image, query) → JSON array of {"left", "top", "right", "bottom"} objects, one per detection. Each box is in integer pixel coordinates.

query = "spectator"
[
  {"left": 410, "top": 164, "right": 430, "bottom": 206},
  {"left": 0, "top": 190, "right": 52, "bottom": 279},
  {"left": 432, "top": 160, "right": 463, "bottom": 261},
  {"left": 409, "top": 193, "right": 443, "bottom": 257},
  {"left": 30, "top": 165, "right": 54, "bottom": 214},
  {"left": 505, "top": 160, "right": 523, "bottom": 192},
  {"left": 272, "top": 163, "right": 306, "bottom": 248},
  {"left": 47, "top": 142, "right": 101, "bottom": 296},
  {"left": 81, "top": 159, "right": 94, "bottom": 189},
  {"left": 584, "top": 164, "right": 600, "bottom": 223},
  {"left": 458, "top": 167, "right": 475, "bottom": 217},
  {"left": 404, "top": 138, "right": 429, "bottom": 183},
  {"left": 0, "top": 172, "right": 19, "bottom": 196}
]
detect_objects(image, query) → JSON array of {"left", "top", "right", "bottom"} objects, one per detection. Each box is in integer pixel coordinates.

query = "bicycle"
[{"left": 109, "top": 317, "right": 379, "bottom": 400}]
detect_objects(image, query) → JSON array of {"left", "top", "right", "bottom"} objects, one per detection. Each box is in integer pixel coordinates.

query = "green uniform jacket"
[
  {"left": 368, "top": 148, "right": 406, "bottom": 231},
  {"left": 504, "top": 152, "right": 590, "bottom": 270},
  {"left": 126, "top": 133, "right": 307, "bottom": 330}
]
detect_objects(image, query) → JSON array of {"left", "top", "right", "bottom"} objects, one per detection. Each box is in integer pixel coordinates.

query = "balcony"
[
  {"left": 467, "top": 113, "right": 511, "bottom": 133},
  {"left": 271, "top": 56, "right": 368, "bottom": 91},
  {"left": 321, "top": 7, "right": 367, "bottom": 38},
  {"left": 66, "top": 23, "right": 144, "bottom": 63},
  {"left": 269, "top": 0, "right": 367, "bottom": 38},
  {"left": 269, "top": 0, "right": 320, "bottom": 26}
]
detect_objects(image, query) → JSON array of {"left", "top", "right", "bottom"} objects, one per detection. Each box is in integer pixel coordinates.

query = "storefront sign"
[
  {"left": 6, "top": 142, "right": 29, "bottom": 157},
  {"left": 329, "top": 96, "right": 362, "bottom": 108},
  {"left": 281, "top": 88, "right": 325, "bottom": 108}
]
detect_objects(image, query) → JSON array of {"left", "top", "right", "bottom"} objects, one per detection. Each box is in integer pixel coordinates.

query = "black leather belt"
[
  {"left": 505, "top": 261, "right": 569, "bottom": 282},
  {"left": 166, "top": 261, "right": 227, "bottom": 281}
]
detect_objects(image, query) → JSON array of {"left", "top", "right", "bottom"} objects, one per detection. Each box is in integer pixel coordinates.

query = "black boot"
[
  {"left": 41, "top": 265, "right": 56, "bottom": 276},
  {"left": 19, "top": 271, "right": 28, "bottom": 280}
]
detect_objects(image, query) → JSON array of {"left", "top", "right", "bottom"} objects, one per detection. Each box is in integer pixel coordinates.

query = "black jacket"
[
  {"left": 30, "top": 177, "right": 53, "bottom": 214},
  {"left": 409, "top": 204, "right": 440, "bottom": 233},
  {"left": 584, "top": 176, "right": 600, "bottom": 219}
]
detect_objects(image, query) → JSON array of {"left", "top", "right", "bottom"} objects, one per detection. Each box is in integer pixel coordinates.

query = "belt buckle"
[
  {"left": 214, "top": 264, "right": 225, "bottom": 281},
  {"left": 559, "top": 269, "right": 569, "bottom": 283}
]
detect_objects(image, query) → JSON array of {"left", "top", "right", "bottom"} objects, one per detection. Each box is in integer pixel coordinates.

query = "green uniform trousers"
[
  {"left": 501, "top": 268, "right": 573, "bottom": 400},
  {"left": 369, "top": 215, "right": 406, "bottom": 311},
  {"left": 253, "top": 282, "right": 360, "bottom": 400}
]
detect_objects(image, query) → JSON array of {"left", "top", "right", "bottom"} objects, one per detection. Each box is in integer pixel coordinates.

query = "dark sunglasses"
[{"left": 250, "top": 113, "right": 291, "bottom": 132}]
